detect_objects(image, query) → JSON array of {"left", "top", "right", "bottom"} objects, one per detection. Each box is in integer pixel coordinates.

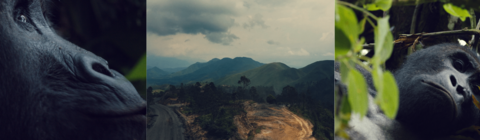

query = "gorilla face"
[
  {"left": 394, "top": 43, "right": 480, "bottom": 135},
  {"left": 0, "top": 0, "right": 145, "bottom": 140}
]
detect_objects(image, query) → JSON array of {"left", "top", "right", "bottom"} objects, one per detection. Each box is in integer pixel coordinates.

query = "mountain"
[
  {"left": 147, "top": 57, "right": 264, "bottom": 86},
  {"left": 147, "top": 67, "right": 170, "bottom": 79},
  {"left": 215, "top": 60, "right": 334, "bottom": 105},
  {"left": 161, "top": 67, "right": 187, "bottom": 73}
]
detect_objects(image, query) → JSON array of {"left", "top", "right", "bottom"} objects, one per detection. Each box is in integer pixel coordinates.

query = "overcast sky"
[{"left": 147, "top": 0, "right": 334, "bottom": 68}]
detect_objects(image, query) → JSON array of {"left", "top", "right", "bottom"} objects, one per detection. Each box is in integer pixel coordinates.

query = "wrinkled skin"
[{"left": 0, "top": 0, "right": 146, "bottom": 140}]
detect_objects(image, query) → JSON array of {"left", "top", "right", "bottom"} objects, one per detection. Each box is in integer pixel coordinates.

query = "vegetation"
[
  {"left": 149, "top": 76, "right": 333, "bottom": 140},
  {"left": 335, "top": 0, "right": 480, "bottom": 138}
]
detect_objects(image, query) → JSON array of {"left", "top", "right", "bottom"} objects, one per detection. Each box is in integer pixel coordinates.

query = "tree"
[
  {"left": 169, "top": 85, "right": 176, "bottom": 91},
  {"left": 249, "top": 86, "right": 258, "bottom": 101},
  {"left": 237, "top": 75, "right": 250, "bottom": 89},
  {"left": 178, "top": 83, "right": 185, "bottom": 102},
  {"left": 266, "top": 94, "right": 277, "bottom": 104},
  {"left": 280, "top": 85, "right": 297, "bottom": 104},
  {"left": 147, "top": 87, "right": 153, "bottom": 105}
]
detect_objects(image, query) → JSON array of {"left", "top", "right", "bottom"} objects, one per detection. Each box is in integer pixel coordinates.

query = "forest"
[{"left": 147, "top": 76, "right": 333, "bottom": 140}]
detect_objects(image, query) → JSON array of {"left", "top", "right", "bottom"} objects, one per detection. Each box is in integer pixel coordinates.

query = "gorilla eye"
[
  {"left": 17, "top": 15, "right": 27, "bottom": 23},
  {"left": 453, "top": 59, "right": 465, "bottom": 72}
]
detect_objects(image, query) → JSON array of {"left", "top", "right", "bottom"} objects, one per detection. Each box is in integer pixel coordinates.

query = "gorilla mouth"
[
  {"left": 421, "top": 80, "right": 451, "bottom": 96},
  {"left": 422, "top": 80, "right": 457, "bottom": 116},
  {"left": 85, "top": 104, "right": 146, "bottom": 121}
]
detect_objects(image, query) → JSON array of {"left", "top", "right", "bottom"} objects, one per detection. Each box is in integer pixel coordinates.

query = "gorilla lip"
[
  {"left": 422, "top": 80, "right": 451, "bottom": 95},
  {"left": 86, "top": 104, "right": 146, "bottom": 119},
  {"left": 422, "top": 80, "right": 457, "bottom": 115}
]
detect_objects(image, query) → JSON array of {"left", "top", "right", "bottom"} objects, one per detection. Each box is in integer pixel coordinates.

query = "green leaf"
[
  {"left": 373, "top": 16, "right": 394, "bottom": 65},
  {"left": 335, "top": 4, "right": 358, "bottom": 56},
  {"left": 371, "top": 65, "right": 383, "bottom": 92},
  {"left": 374, "top": 71, "right": 399, "bottom": 119},
  {"left": 125, "top": 54, "right": 146, "bottom": 81},
  {"left": 340, "top": 59, "right": 350, "bottom": 83},
  {"left": 335, "top": 27, "right": 351, "bottom": 57},
  {"left": 443, "top": 3, "right": 472, "bottom": 22},
  {"left": 340, "top": 92, "right": 352, "bottom": 116},
  {"left": 347, "top": 69, "right": 369, "bottom": 118},
  {"left": 365, "top": 0, "right": 392, "bottom": 11},
  {"left": 359, "top": 16, "right": 367, "bottom": 33},
  {"left": 334, "top": 115, "right": 341, "bottom": 133},
  {"left": 355, "top": 37, "right": 365, "bottom": 52}
]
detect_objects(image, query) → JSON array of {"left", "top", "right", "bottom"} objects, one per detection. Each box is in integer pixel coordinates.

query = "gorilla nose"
[{"left": 75, "top": 54, "right": 117, "bottom": 83}]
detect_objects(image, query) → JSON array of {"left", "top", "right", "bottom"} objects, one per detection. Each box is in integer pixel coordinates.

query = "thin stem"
[
  {"left": 366, "top": 17, "right": 376, "bottom": 29},
  {"left": 410, "top": 1, "right": 422, "bottom": 34},
  {"left": 337, "top": 1, "right": 379, "bottom": 20},
  {"left": 400, "top": 29, "right": 480, "bottom": 37}
]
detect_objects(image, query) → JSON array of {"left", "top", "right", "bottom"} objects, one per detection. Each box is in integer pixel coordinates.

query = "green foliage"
[
  {"left": 125, "top": 54, "right": 146, "bottom": 81},
  {"left": 238, "top": 75, "right": 251, "bottom": 88},
  {"left": 347, "top": 69, "right": 368, "bottom": 118},
  {"left": 373, "top": 16, "right": 394, "bottom": 65},
  {"left": 335, "top": 4, "right": 359, "bottom": 56},
  {"left": 162, "top": 76, "right": 332, "bottom": 139},
  {"left": 443, "top": 3, "right": 472, "bottom": 21},
  {"left": 365, "top": 0, "right": 392, "bottom": 11},
  {"left": 374, "top": 71, "right": 399, "bottom": 118},
  {"left": 335, "top": 0, "right": 399, "bottom": 137}
]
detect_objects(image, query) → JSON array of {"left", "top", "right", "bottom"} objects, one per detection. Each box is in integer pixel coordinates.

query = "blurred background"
[{"left": 47, "top": 0, "right": 147, "bottom": 99}]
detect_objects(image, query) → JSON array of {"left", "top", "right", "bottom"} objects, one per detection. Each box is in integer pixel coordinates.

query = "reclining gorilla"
[
  {"left": 0, "top": 0, "right": 146, "bottom": 140},
  {"left": 335, "top": 43, "right": 480, "bottom": 139}
]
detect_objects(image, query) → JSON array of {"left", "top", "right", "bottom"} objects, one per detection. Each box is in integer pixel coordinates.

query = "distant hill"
[
  {"left": 147, "top": 67, "right": 170, "bottom": 79},
  {"left": 147, "top": 57, "right": 264, "bottom": 86},
  {"left": 161, "top": 67, "right": 187, "bottom": 73},
  {"left": 215, "top": 60, "right": 334, "bottom": 105}
]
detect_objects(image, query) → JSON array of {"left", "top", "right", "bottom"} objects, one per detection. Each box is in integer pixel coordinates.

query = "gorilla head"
[
  {"left": 395, "top": 43, "right": 480, "bottom": 135},
  {"left": 0, "top": 0, "right": 146, "bottom": 140}
]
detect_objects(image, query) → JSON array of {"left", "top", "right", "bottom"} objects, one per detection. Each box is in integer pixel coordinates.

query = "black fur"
[
  {"left": 395, "top": 43, "right": 480, "bottom": 136},
  {"left": 0, "top": 0, "right": 146, "bottom": 140},
  {"left": 335, "top": 43, "right": 480, "bottom": 139}
]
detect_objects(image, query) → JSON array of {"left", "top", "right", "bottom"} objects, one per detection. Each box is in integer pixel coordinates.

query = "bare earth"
[
  {"left": 147, "top": 104, "right": 185, "bottom": 140},
  {"left": 235, "top": 101, "right": 316, "bottom": 140}
]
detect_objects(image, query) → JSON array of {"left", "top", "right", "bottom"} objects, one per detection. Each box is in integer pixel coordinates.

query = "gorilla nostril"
[
  {"left": 457, "top": 86, "right": 466, "bottom": 96},
  {"left": 450, "top": 75, "right": 457, "bottom": 87},
  {"left": 92, "top": 63, "right": 113, "bottom": 77}
]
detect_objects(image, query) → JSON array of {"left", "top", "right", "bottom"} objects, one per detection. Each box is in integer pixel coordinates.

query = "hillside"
[
  {"left": 147, "top": 57, "right": 263, "bottom": 86},
  {"left": 215, "top": 60, "right": 334, "bottom": 106},
  {"left": 147, "top": 67, "right": 170, "bottom": 79}
]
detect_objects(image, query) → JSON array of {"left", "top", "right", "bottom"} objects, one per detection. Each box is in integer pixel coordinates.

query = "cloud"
[
  {"left": 204, "top": 32, "right": 239, "bottom": 45},
  {"left": 267, "top": 40, "right": 280, "bottom": 45},
  {"left": 288, "top": 48, "right": 310, "bottom": 56},
  {"left": 320, "top": 32, "right": 332, "bottom": 41},
  {"left": 243, "top": 1, "right": 251, "bottom": 9},
  {"left": 243, "top": 14, "right": 268, "bottom": 29},
  {"left": 147, "top": 0, "right": 239, "bottom": 45},
  {"left": 323, "top": 52, "right": 334, "bottom": 56},
  {"left": 253, "top": 0, "right": 290, "bottom": 6}
]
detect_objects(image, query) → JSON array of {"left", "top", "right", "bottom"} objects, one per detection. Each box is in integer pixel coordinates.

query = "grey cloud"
[
  {"left": 243, "top": 1, "right": 251, "bottom": 9},
  {"left": 253, "top": 0, "right": 290, "bottom": 6},
  {"left": 147, "top": 0, "right": 239, "bottom": 45},
  {"left": 243, "top": 14, "right": 268, "bottom": 29},
  {"left": 267, "top": 40, "right": 279, "bottom": 45},
  {"left": 205, "top": 32, "right": 239, "bottom": 45}
]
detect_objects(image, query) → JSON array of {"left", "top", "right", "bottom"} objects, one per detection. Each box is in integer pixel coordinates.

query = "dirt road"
[{"left": 147, "top": 104, "right": 185, "bottom": 140}]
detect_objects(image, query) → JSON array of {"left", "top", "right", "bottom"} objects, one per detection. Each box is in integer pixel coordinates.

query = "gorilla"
[
  {"left": 335, "top": 43, "right": 480, "bottom": 139},
  {"left": 0, "top": 0, "right": 146, "bottom": 140}
]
